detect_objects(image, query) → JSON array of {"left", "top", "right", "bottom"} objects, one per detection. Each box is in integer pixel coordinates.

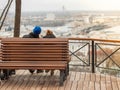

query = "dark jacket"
[
  {"left": 43, "top": 34, "right": 56, "bottom": 38},
  {"left": 22, "top": 32, "right": 39, "bottom": 38}
]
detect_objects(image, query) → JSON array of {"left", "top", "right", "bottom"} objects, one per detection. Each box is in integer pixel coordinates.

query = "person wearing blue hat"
[
  {"left": 33, "top": 26, "right": 41, "bottom": 35},
  {"left": 22, "top": 26, "right": 44, "bottom": 74},
  {"left": 23, "top": 26, "right": 42, "bottom": 38}
]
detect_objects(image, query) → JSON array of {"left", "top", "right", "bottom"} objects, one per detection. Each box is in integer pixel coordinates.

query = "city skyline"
[{"left": 0, "top": 0, "right": 120, "bottom": 12}]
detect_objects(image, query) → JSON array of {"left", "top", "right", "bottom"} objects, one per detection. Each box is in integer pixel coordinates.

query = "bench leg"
[
  {"left": 50, "top": 70, "right": 54, "bottom": 76},
  {"left": 0, "top": 69, "right": 5, "bottom": 80},
  {"left": 60, "top": 70, "right": 65, "bottom": 86},
  {"left": 3, "top": 69, "right": 10, "bottom": 80},
  {"left": 64, "top": 68, "right": 68, "bottom": 81},
  {"left": 28, "top": 69, "right": 35, "bottom": 74},
  {"left": 9, "top": 69, "right": 16, "bottom": 75},
  {"left": 67, "top": 63, "right": 69, "bottom": 76},
  {"left": 64, "top": 64, "right": 69, "bottom": 81}
]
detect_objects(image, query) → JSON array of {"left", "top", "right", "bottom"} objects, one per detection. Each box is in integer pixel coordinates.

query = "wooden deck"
[{"left": 0, "top": 70, "right": 120, "bottom": 90}]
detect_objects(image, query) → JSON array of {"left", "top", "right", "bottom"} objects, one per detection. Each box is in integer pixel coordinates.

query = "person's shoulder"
[
  {"left": 22, "top": 34, "right": 29, "bottom": 38},
  {"left": 43, "top": 34, "right": 56, "bottom": 38},
  {"left": 43, "top": 36, "right": 47, "bottom": 38},
  {"left": 51, "top": 34, "right": 56, "bottom": 38}
]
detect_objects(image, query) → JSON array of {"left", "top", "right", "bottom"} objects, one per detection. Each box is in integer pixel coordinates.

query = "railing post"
[{"left": 92, "top": 40, "right": 95, "bottom": 73}]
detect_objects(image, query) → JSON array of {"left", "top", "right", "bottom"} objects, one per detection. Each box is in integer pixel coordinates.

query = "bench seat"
[{"left": 0, "top": 38, "right": 70, "bottom": 86}]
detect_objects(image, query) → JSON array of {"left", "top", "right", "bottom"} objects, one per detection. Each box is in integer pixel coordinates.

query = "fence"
[{"left": 69, "top": 38, "right": 120, "bottom": 77}]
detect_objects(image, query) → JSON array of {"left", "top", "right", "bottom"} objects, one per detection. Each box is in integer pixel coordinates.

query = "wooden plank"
[
  {"left": 50, "top": 70, "right": 59, "bottom": 90},
  {"left": 61, "top": 71, "right": 71, "bottom": 90},
  {"left": 83, "top": 81, "right": 89, "bottom": 90},
  {"left": 64, "top": 71, "right": 73, "bottom": 90},
  {"left": 111, "top": 76, "right": 117, "bottom": 82},
  {"left": 80, "top": 72, "right": 85, "bottom": 81},
  {"left": 2, "top": 49, "right": 67, "bottom": 52},
  {"left": 95, "top": 73, "right": 101, "bottom": 82},
  {"left": 2, "top": 38, "right": 68, "bottom": 42},
  {"left": 42, "top": 74, "right": 55, "bottom": 90},
  {"left": 71, "top": 81, "right": 78, "bottom": 90},
  {"left": 74, "top": 72, "right": 81, "bottom": 81},
  {"left": 89, "top": 81, "right": 95, "bottom": 90},
  {"left": 0, "top": 61, "right": 67, "bottom": 67},
  {"left": 112, "top": 81, "right": 119, "bottom": 90},
  {"left": 117, "top": 81, "right": 120, "bottom": 90},
  {"left": 101, "top": 74, "right": 106, "bottom": 81},
  {"left": 11, "top": 70, "right": 28, "bottom": 90},
  {"left": 2, "top": 54, "right": 68, "bottom": 57},
  {"left": 23, "top": 74, "right": 37, "bottom": 90},
  {"left": 77, "top": 81, "right": 84, "bottom": 90},
  {"left": 106, "top": 74, "right": 112, "bottom": 90},
  {"left": 101, "top": 81, "right": 106, "bottom": 90},
  {"left": 106, "top": 81, "right": 112, "bottom": 90},
  {"left": 70, "top": 71, "right": 76, "bottom": 81},
  {"left": 85, "top": 73, "right": 90, "bottom": 81},
  {"left": 34, "top": 73, "right": 48, "bottom": 90},
  {"left": 91, "top": 73, "right": 96, "bottom": 81},
  {"left": 34, "top": 73, "right": 45, "bottom": 90},
  {"left": 64, "top": 81, "right": 72, "bottom": 90},
  {"left": 0, "top": 70, "right": 22, "bottom": 90},
  {"left": 2, "top": 58, "right": 68, "bottom": 61},
  {"left": 28, "top": 73, "right": 43, "bottom": 90},
  {"left": 117, "top": 77, "right": 120, "bottom": 82},
  {"left": 0, "top": 70, "right": 24, "bottom": 90},
  {"left": 2, "top": 52, "right": 68, "bottom": 55},
  {"left": 2, "top": 44, "right": 68, "bottom": 48},
  {"left": 18, "top": 71, "right": 35, "bottom": 90},
  {"left": 106, "top": 75, "right": 111, "bottom": 82},
  {"left": 95, "top": 82, "right": 100, "bottom": 90}
]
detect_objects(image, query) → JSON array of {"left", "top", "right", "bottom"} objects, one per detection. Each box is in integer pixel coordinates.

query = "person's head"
[
  {"left": 46, "top": 30, "right": 53, "bottom": 35},
  {"left": 33, "top": 26, "right": 41, "bottom": 35}
]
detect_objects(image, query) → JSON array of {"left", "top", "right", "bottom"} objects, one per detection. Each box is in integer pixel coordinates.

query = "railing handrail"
[{"left": 68, "top": 38, "right": 120, "bottom": 43}]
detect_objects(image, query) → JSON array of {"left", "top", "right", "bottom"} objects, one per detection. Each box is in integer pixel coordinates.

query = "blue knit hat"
[{"left": 33, "top": 26, "right": 41, "bottom": 34}]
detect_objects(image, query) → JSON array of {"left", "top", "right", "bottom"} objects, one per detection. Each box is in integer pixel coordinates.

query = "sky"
[{"left": 0, "top": 0, "right": 120, "bottom": 12}]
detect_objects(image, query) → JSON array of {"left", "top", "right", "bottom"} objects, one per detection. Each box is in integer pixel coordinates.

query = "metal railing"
[{"left": 69, "top": 38, "right": 120, "bottom": 77}]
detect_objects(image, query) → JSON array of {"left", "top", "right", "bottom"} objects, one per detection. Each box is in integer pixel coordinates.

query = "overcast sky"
[{"left": 1, "top": 0, "right": 120, "bottom": 12}]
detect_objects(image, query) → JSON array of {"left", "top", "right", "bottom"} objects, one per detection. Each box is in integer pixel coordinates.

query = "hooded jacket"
[
  {"left": 43, "top": 30, "right": 56, "bottom": 38},
  {"left": 43, "top": 34, "right": 56, "bottom": 38},
  {"left": 22, "top": 32, "right": 39, "bottom": 38}
]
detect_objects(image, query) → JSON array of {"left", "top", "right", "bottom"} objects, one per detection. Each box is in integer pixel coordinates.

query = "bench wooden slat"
[
  {"left": 2, "top": 58, "right": 68, "bottom": 61},
  {"left": 0, "top": 67, "right": 66, "bottom": 69},
  {"left": 2, "top": 49, "right": 67, "bottom": 51},
  {"left": 0, "top": 61, "right": 67, "bottom": 65},
  {"left": 2, "top": 38, "right": 68, "bottom": 42},
  {"left": 0, "top": 61, "right": 67, "bottom": 69},
  {"left": 2, "top": 55, "right": 69, "bottom": 57},
  {"left": 2, "top": 46, "right": 68, "bottom": 50},
  {"left": 1, "top": 52, "right": 68, "bottom": 56}
]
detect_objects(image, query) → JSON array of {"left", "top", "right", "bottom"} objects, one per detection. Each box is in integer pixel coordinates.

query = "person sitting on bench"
[{"left": 23, "top": 26, "right": 44, "bottom": 74}]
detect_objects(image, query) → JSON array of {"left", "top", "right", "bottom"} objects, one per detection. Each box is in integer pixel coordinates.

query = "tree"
[
  {"left": 14, "top": 0, "right": 21, "bottom": 37},
  {"left": 0, "top": 0, "right": 13, "bottom": 30}
]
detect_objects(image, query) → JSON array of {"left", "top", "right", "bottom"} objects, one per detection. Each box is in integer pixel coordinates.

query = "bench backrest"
[{"left": 1, "top": 38, "right": 69, "bottom": 62}]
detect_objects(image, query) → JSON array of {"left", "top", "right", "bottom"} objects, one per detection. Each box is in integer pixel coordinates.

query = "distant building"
[
  {"left": 84, "top": 16, "right": 90, "bottom": 24},
  {"left": 5, "top": 26, "right": 13, "bottom": 31},
  {"left": 44, "top": 13, "right": 56, "bottom": 21}
]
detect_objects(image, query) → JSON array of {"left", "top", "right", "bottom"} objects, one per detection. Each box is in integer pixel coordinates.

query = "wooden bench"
[{"left": 0, "top": 38, "right": 70, "bottom": 85}]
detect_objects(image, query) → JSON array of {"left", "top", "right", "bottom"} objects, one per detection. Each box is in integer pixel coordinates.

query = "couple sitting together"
[{"left": 23, "top": 26, "right": 56, "bottom": 74}]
